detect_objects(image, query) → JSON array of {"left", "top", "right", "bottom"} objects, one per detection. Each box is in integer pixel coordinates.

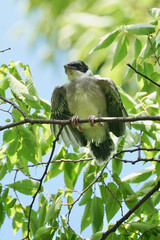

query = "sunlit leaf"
[
  {"left": 33, "top": 226, "right": 55, "bottom": 240},
  {"left": 112, "top": 35, "right": 129, "bottom": 69},
  {"left": 0, "top": 202, "right": 5, "bottom": 228},
  {"left": 91, "top": 196, "right": 104, "bottom": 233},
  {"left": 8, "top": 74, "right": 28, "bottom": 100},
  {"left": 134, "top": 38, "right": 142, "bottom": 58},
  {"left": 90, "top": 28, "right": 120, "bottom": 52},
  {"left": 90, "top": 232, "right": 103, "bottom": 240},
  {"left": 130, "top": 222, "right": 160, "bottom": 233},
  {"left": 125, "top": 23, "right": 155, "bottom": 35},
  {"left": 122, "top": 165, "right": 155, "bottom": 183},
  {"left": 81, "top": 200, "right": 92, "bottom": 232},
  {"left": 149, "top": 8, "right": 160, "bottom": 18},
  {"left": 7, "top": 180, "right": 41, "bottom": 195},
  {"left": 79, "top": 188, "right": 92, "bottom": 206},
  {"left": 101, "top": 183, "right": 121, "bottom": 222}
]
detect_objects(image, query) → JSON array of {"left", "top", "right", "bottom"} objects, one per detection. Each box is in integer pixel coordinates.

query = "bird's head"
[{"left": 64, "top": 60, "right": 93, "bottom": 81}]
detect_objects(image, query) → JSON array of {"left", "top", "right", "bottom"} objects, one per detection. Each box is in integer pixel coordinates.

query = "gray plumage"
[{"left": 51, "top": 60, "right": 129, "bottom": 165}]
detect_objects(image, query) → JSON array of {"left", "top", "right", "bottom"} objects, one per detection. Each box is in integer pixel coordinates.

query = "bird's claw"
[
  {"left": 88, "top": 115, "right": 103, "bottom": 127},
  {"left": 71, "top": 115, "right": 79, "bottom": 126},
  {"left": 98, "top": 122, "right": 103, "bottom": 127},
  {"left": 88, "top": 115, "right": 96, "bottom": 127},
  {"left": 71, "top": 115, "right": 84, "bottom": 132}
]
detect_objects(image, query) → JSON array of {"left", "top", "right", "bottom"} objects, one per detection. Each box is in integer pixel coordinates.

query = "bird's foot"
[
  {"left": 88, "top": 115, "right": 96, "bottom": 127},
  {"left": 88, "top": 115, "right": 103, "bottom": 127},
  {"left": 71, "top": 115, "right": 84, "bottom": 132},
  {"left": 98, "top": 122, "right": 103, "bottom": 127}
]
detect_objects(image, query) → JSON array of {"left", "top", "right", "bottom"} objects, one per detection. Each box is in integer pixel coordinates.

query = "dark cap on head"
[{"left": 64, "top": 60, "right": 89, "bottom": 73}]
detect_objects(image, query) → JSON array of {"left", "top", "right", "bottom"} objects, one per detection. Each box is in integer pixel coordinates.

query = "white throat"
[{"left": 68, "top": 69, "right": 93, "bottom": 81}]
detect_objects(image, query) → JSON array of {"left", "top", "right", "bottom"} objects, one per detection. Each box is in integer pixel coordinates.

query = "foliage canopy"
[{"left": 0, "top": 2, "right": 160, "bottom": 240}]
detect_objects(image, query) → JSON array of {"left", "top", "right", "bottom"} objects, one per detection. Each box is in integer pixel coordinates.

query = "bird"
[{"left": 51, "top": 60, "right": 129, "bottom": 165}]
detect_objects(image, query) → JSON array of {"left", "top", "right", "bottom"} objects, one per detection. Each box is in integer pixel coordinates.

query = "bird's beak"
[{"left": 64, "top": 65, "right": 77, "bottom": 73}]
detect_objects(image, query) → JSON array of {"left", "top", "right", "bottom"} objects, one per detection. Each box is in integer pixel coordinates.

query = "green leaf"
[
  {"left": 149, "top": 8, "right": 160, "bottom": 18},
  {"left": 24, "top": 65, "right": 38, "bottom": 97},
  {"left": 79, "top": 188, "right": 92, "bottom": 206},
  {"left": 106, "top": 232, "right": 118, "bottom": 240},
  {"left": 64, "top": 162, "right": 74, "bottom": 189},
  {"left": 38, "top": 201, "right": 47, "bottom": 228},
  {"left": 3, "top": 129, "right": 17, "bottom": 143},
  {"left": 122, "top": 165, "right": 155, "bottom": 183},
  {"left": 90, "top": 232, "right": 103, "bottom": 240},
  {"left": 7, "top": 179, "right": 41, "bottom": 195},
  {"left": 125, "top": 23, "right": 155, "bottom": 35},
  {"left": 123, "top": 60, "right": 136, "bottom": 82},
  {"left": 141, "top": 198, "right": 156, "bottom": 215},
  {"left": 83, "top": 162, "right": 96, "bottom": 189},
  {"left": 103, "top": 183, "right": 121, "bottom": 222},
  {"left": 6, "top": 138, "right": 20, "bottom": 156},
  {"left": 45, "top": 196, "right": 62, "bottom": 223},
  {"left": 81, "top": 200, "right": 92, "bottom": 232},
  {"left": 0, "top": 164, "right": 7, "bottom": 181},
  {"left": 0, "top": 64, "right": 8, "bottom": 80},
  {"left": 39, "top": 98, "right": 51, "bottom": 112},
  {"left": 142, "top": 37, "right": 156, "bottom": 60},
  {"left": 123, "top": 130, "right": 139, "bottom": 149},
  {"left": 8, "top": 74, "right": 28, "bottom": 100},
  {"left": 46, "top": 162, "right": 64, "bottom": 181},
  {"left": 112, "top": 35, "right": 129, "bottom": 69},
  {"left": 90, "top": 28, "right": 120, "bottom": 52},
  {"left": 91, "top": 196, "right": 104, "bottom": 233},
  {"left": 134, "top": 38, "right": 142, "bottom": 58},
  {"left": 0, "top": 202, "right": 5, "bottom": 228},
  {"left": 118, "top": 89, "right": 137, "bottom": 112},
  {"left": 7, "top": 198, "right": 16, "bottom": 208},
  {"left": 2, "top": 188, "right": 9, "bottom": 201},
  {"left": 12, "top": 212, "right": 24, "bottom": 233},
  {"left": 155, "top": 31, "right": 160, "bottom": 47},
  {"left": 22, "top": 93, "right": 41, "bottom": 109},
  {"left": 131, "top": 222, "right": 160, "bottom": 233},
  {"left": 33, "top": 226, "right": 55, "bottom": 240},
  {"left": 112, "top": 158, "right": 122, "bottom": 175}
]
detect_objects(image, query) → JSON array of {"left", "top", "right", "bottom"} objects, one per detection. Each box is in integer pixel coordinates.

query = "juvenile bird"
[{"left": 51, "top": 60, "right": 129, "bottom": 165}]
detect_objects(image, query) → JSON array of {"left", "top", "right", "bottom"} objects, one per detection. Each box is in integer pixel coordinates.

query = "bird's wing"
[
  {"left": 51, "top": 86, "right": 87, "bottom": 147},
  {"left": 96, "top": 76, "right": 130, "bottom": 137}
]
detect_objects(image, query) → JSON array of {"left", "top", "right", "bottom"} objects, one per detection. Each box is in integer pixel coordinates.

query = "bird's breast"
[{"left": 66, "top": 79, "right": 107, "bottom": 118}]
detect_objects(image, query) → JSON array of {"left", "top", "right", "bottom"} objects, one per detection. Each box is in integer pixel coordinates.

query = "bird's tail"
[{"left": 90, "top": 133, "right": 115, "bottom": 165}]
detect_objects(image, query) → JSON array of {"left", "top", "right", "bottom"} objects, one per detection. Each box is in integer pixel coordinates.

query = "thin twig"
[
  {"left": 100, "top": 180, "right": 160, "bottom": 240},
  {"left": 0, "top": 47, "right": 11, "bottom": 53},
  {"left": 148, "top": 37, "right": 160, "bottom": 66},
  {"left": 114, "top": 147, "right": 160, "bottom": 157},
  {"left": 127, "top": 63, "right": 160, "bottom": 87},
  {"left": 0, "top": 94, "right": 28, "bottom": 118},
  {"left": 13, "top": 158, "right": 92, "bottom": 171},
  {"left": 115, "top": 156, "right": 160, "bottom": 164}
]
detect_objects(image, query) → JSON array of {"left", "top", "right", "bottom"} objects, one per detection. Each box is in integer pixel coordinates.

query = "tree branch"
[
  {"left": 127, "top": 63, "right": 160, "bottom": 87},
  {"left": 1, "top": 115, "right": 160, "bottom": 131},
  {"left": 100, "top": 180, "right": 160, "bottom": 240}
]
